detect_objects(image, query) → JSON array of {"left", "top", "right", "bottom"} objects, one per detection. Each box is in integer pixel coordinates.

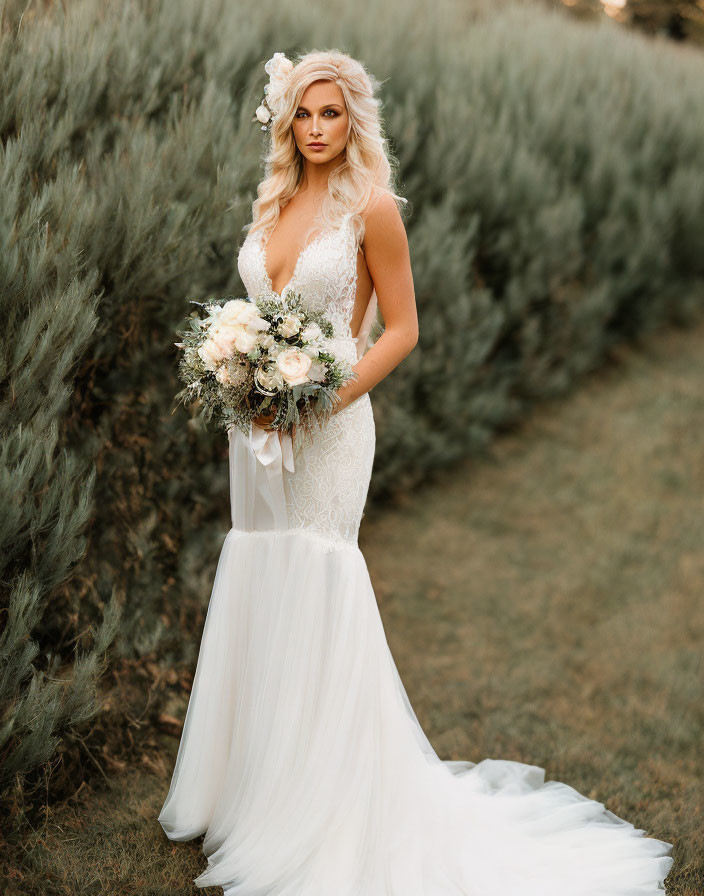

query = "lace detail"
[
  {"left": 237, "top": 213, "right": 359, "bottom": 342},
  {"left": 234, "top": 215, "right": 376, "bottom": 549},
  {"left": 285, "top": 391, "right": 375, "bottom": 547}
]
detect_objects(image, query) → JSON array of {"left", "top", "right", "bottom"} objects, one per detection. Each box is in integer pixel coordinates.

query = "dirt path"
[{"left": 11, "top": 318, "right": 703, "bottom": 894}]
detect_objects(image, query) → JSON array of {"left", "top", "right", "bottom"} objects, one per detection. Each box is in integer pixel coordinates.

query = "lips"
[{"left": 308, "top": 143, "right": 327, "bottom": 147}]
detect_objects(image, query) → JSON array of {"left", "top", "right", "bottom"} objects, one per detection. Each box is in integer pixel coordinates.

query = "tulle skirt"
[{"left": 158, "top": 523, "right": 674, "bottom": 895}]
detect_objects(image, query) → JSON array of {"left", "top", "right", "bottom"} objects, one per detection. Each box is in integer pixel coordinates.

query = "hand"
[
  {"left": 251, "top": 406, "right": 296, "bottom": 448},
  {"left": 252, "top": 406, "right": 277, "bottom": 431},
  {"left": 331, "top": 386, "right": 354, "bottom": 416}
]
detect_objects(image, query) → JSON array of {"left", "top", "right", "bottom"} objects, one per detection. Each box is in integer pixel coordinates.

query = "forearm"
[{"left": 334, "top": 327, "right": 418, "bottom": 409}]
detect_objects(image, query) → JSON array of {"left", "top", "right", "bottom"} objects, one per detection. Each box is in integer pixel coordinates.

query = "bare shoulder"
[{"left": 361, "top": 188, "right": 408, "bottom": 254}]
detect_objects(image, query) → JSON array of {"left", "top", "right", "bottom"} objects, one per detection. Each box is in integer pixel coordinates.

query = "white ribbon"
[
  {"left": 249, "top": 424, "right": 295, "bottom": 473},
  {"left": 247, "top": 424, "right": 295, "bottom": 529}
]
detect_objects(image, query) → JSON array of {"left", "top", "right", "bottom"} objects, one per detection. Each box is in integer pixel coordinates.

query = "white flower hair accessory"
[{"left": 253, "top": 52, "right": 294, "bottom": 132}]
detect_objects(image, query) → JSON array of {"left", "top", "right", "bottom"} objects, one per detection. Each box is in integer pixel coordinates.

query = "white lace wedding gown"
[{"left": 158, "top": 213, "right": 674, "bottom": 894}]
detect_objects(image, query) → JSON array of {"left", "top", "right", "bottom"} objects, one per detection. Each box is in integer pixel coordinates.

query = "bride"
[{"left": 158, "top": 50, "right": 674, "bottom": 895}]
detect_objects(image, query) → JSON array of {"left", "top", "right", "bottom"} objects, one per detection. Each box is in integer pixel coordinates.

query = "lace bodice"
[
  {"left": 232, "top": 213, "right": 377, "bottom": 551},
  {"left": 237, "top": 213, "right": 360, "bottom": 345}
]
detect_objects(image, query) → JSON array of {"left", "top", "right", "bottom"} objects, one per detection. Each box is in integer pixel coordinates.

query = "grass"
[{"left": 5, "top": 316, "right": 703, "bottom": 894}]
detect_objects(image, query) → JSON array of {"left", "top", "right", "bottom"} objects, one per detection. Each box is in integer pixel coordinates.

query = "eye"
[{"left": 295, "top": 110, "right": 339, "bottom": 119}]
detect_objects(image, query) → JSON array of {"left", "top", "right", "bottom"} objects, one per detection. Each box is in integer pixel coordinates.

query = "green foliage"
[
  {"left": 370, "top": 4, "right": 704, "bottom": 496},
  {"left": 0, "top": 0, "right": 703, "bottom": 812}
]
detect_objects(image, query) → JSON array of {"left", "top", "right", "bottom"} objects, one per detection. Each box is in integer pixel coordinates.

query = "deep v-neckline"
[{"left": 258, "top": 221, "right": 346, "bottom": 298}]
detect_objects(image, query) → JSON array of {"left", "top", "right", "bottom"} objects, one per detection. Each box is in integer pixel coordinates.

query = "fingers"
[{"left": 253, "top": 411, "right": 297, "bottom": 441}]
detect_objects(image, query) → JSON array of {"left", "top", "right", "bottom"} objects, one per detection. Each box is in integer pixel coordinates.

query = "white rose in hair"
[
  {"left": 278, "top": 314, "right": 302, "bottom": 337},
  {"left": 264, "top": 52, "right": 292, "bottom": 77},
  {"left": 264, "top": 53, "right": 294, "bottom": 114},
  {"left": 255, "top": 105, "right": 271, "bottom": 124},
  {"left": 276, "top": 347, "right": 312, "bottom": 386}
]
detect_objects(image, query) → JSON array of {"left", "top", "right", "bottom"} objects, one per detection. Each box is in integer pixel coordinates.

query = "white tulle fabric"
[{"left": 158, "top": 215, "right": 674, "bottom": 894}]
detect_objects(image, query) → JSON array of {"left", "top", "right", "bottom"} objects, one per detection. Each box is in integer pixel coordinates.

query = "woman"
[{"left": 158, "top": 49, "right": 674, "bottom": 894}]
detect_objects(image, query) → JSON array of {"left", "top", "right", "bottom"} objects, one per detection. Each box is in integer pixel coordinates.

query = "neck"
[{"left": 300, "top": 153, "right": 345, "bottom": 196}]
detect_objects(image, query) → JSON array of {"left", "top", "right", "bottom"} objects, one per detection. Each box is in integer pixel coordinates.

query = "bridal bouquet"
[{"left": 173, "top": 291, "right": 357, "bottom": 441}]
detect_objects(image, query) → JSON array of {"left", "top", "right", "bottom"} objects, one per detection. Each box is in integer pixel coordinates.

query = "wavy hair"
[{"left": 248, "top": 49, "right": 407, "bottom": 248}]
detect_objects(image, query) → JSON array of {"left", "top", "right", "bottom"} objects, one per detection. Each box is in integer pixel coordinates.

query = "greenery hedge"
[{"left": 1, "top": 0, "right": 702, "bottom": 809}]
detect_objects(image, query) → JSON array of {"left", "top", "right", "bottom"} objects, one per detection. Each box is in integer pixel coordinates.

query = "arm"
[{"left": 333, "top": 192, "right": 418, "bottom": 413}]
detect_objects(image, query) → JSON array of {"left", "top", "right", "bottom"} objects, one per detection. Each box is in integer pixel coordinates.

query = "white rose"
[
  {"left": 300, "top": 322, "right": 323, "bottom": 344},
  {"left": 264, "top": 53, "right": 294, "bottom": 115},
  {"left": 259, "top": 333, "right": 275, "bottom": 350},
  {"left": 233, "top": 326, "right": 259, "bottom": 354},
  {"left": 255, "top": 105, "right": 271, "bottom": 124},
  {"left": 276, "top": 347, "right": 312, "bottom": 386},
  {"left": 306, "top": 358, "right": 328, "bottom": 383},
  {"left": 211, "top": 322, "right": 240, "bottom": 356},
  {"left": 252, "top": 314, "right": 271, "bottom": 333},
  {"left": 256, "top": 365, "right": 285, "bottom": 392},
  {"left": 212, "top": 307, "right": 270, "bottom": 354},
  {"left": 220, "top": 299, "right": 252, "bottom": 325},
  {"left": 264, "top": 52, "right": 292, "bottom": 78},
  {"left": 278, "top": 314, "right": 302, "bottom": 338},
  {"left": 198, "top": 338, "right": 227, "bottom": 371},
  {"left": 221, "top": 301, "right": 270, "bottom": 333}
]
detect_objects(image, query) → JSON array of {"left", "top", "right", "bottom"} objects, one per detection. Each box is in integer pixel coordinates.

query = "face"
[{"left": 291, "top": 79, "right": 349, "bottom": 166}]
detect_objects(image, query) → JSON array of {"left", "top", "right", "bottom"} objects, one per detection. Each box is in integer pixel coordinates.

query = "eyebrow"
[{"left": 296, "top": 103, "right": 343, "bottom": 111}]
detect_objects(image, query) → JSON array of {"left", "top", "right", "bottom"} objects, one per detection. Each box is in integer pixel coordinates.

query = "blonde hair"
[{"left": 248, "top": 49, "right": 407, "bottom": 249}]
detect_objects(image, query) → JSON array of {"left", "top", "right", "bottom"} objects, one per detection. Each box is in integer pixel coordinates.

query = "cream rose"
[
  {"left": 275, "top": 347, "right": 312, "bottom": 386},
  {"left": 259, "top": 333, "right": 275, "bottom": 350},
  {"left": 212, "top": 314, "right": 269, "bottom": 356},
  {"left": 306, "top": 358, "right": 328, "bottom": 383},
  {"left": 300, "top": 322, "right": 323, "bottom": 344},
  {"left": 211, "top": 322, "right": 240, "bottom": 356},
  {"left": 264, "top": 53, "right": 294, "bottom": 115},
  {"left": 256, "top": 365, "right": 285, "bottom": 392},
  {"left": 278, "top": 314, "right": 302, "bottom": 338},
  {"left": 198, "top": 338, "right": 227, "bottom": 371},
  {"left": 220, "top": 300, "right": 263, "bottom": 327}
]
